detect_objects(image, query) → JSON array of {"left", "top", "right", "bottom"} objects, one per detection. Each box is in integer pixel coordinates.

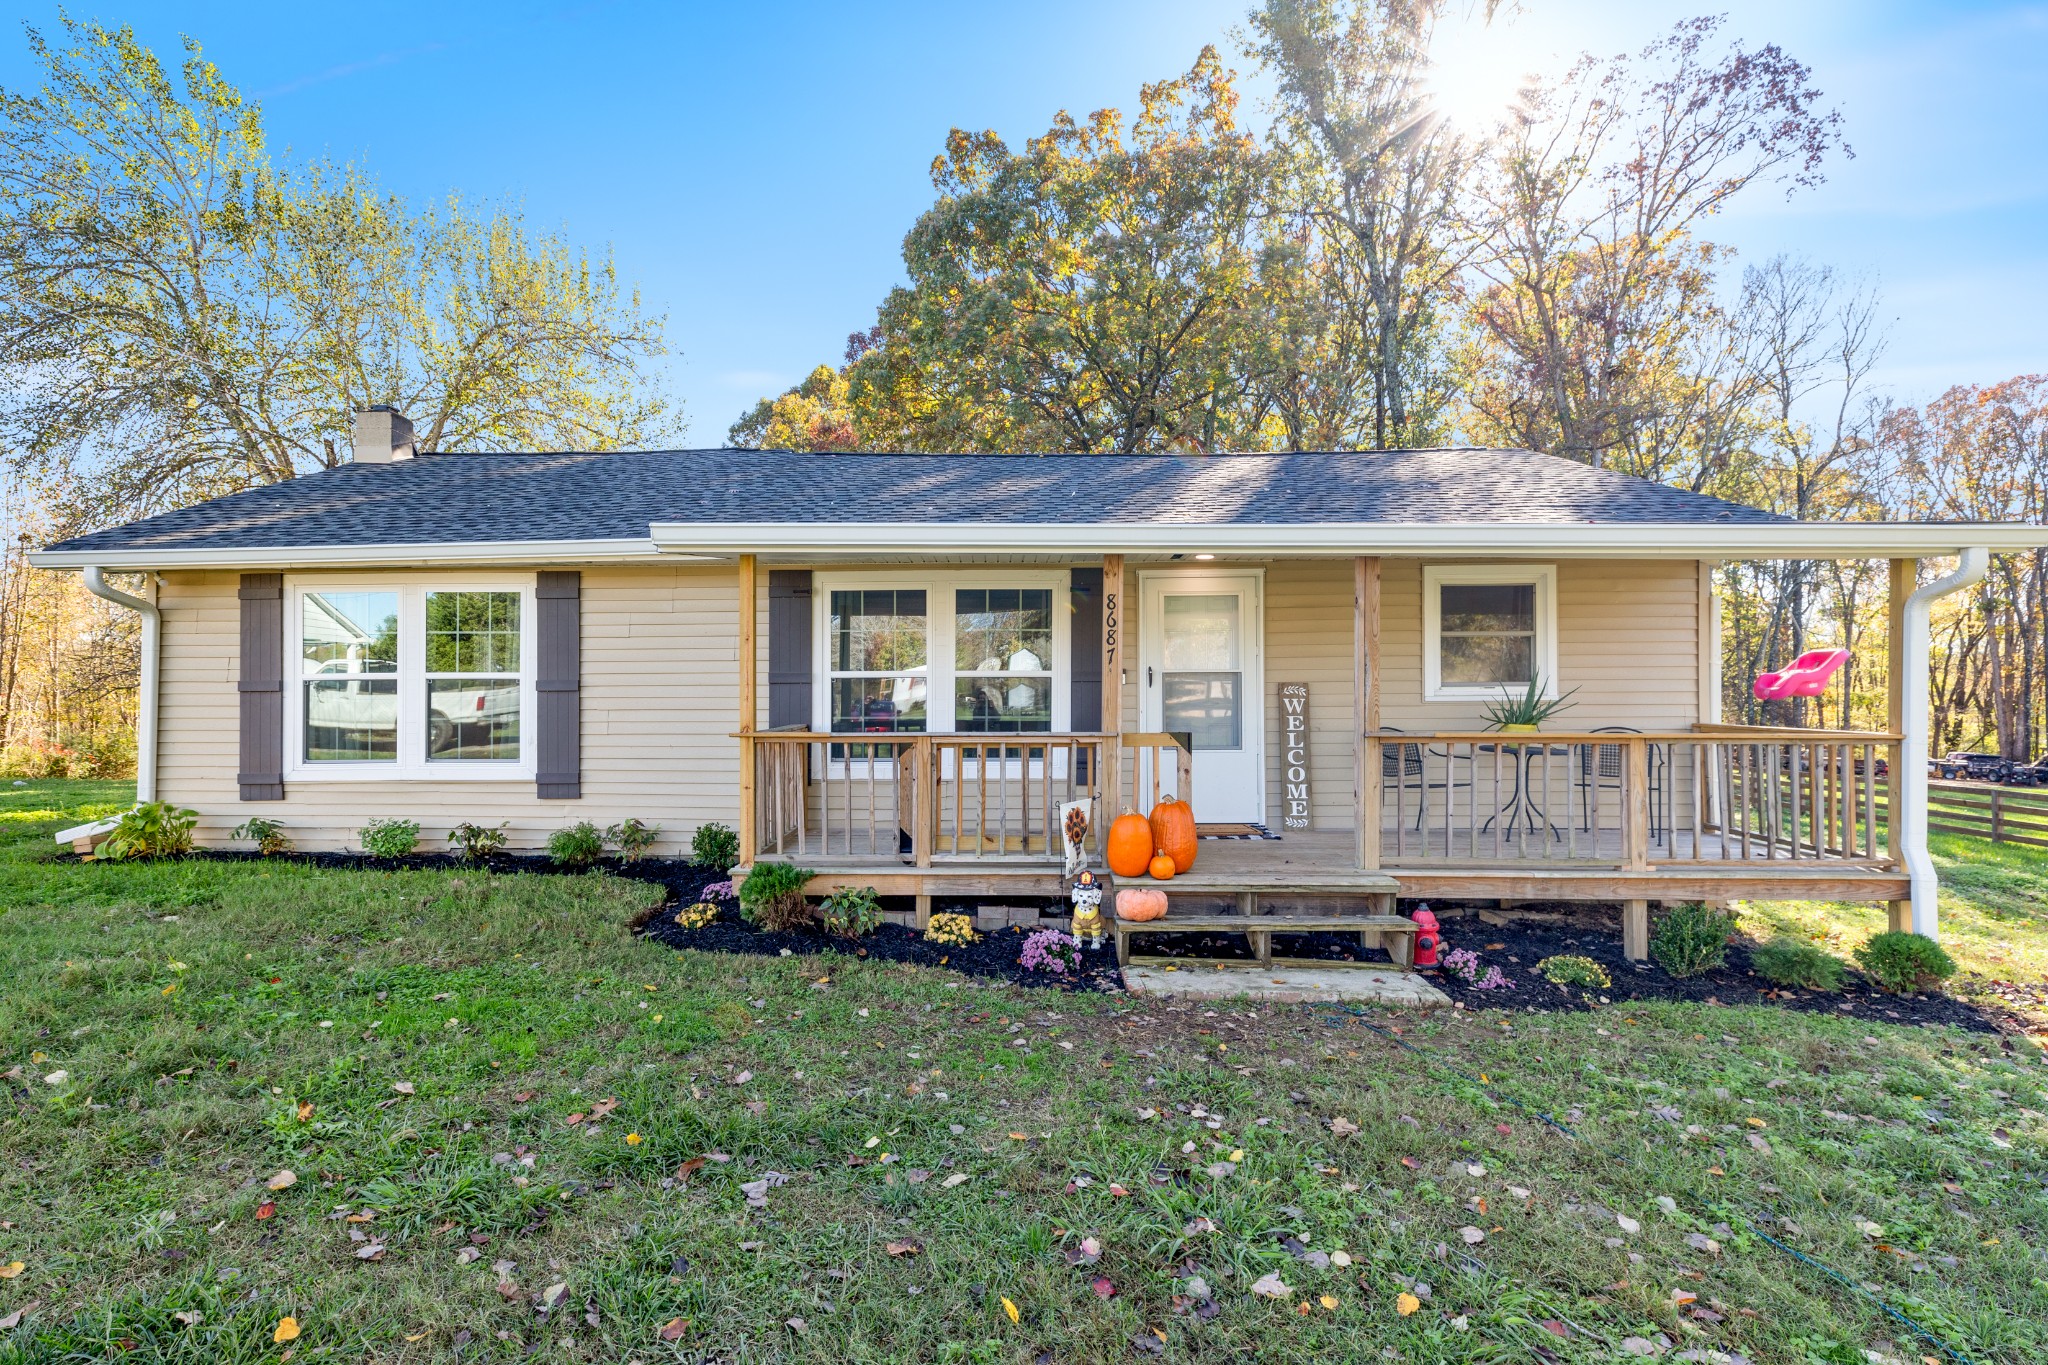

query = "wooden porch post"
[
  {"left": 1885, "top": 558, "right": 1915, "bottom": 932},
  {"left": 1355, "top": 557, "right": 1381, "bottom": 870},
  {"left": 1102, "top": 554, "right": 1124, "bottom": 815},
  {"left": 737, "top": 554, "right": 758, "bottom": 859},
  {"left": 1623, "top": 900, "right": 1650, "bottom": 961},
  {"left": 1622, "top": 738, "right": 1651, "bottom": 871}
]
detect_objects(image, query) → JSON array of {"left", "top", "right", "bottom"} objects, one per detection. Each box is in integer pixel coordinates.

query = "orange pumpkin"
[
  {"left": 1115, "top": 887, "right": 1169, "bottom": 921},
  {"left": 1148, "top": 852, "right": 1177, "bottom": 880},
  {"left": 1106, "top": 811, "right": 1156, "bottom": 878},
  {"left": 1149, "top": 798, "right": 1198, "bottom": 873}
]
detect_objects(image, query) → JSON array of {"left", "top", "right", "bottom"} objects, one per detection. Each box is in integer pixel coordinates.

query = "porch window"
[
  {"left": 287, "top": 578, "right": 536, "bottom": 779},
  {"left": 1423, "top": 564, "right": 1558, "bottom": 701},
  {"left": 827, "top": 589, "right": 928, "bottom": 734},
  {"left": 814, "top": 573, "right": 1068, "bottom": 741},
  {"left": 954, "top": 587, "right": 1052, "bottom": 733}
]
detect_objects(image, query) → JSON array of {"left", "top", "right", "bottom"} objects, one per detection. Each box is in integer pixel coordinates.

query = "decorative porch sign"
[{"left": 1279, "top": 682, "right": 1312, "bottom": 831}]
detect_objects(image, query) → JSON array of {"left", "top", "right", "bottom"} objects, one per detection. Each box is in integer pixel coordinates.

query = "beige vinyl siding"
[
  {"left": 154, "top": 555, "right": 1706, "bottom": 850},
  {"left": 158, "top": 565, "right": 741, "bottom": 853},
  {"left": 1120, "top": 558, "right": 1705, "bottom": 831}
]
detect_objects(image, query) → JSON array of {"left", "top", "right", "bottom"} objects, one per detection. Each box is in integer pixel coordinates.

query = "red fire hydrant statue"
[{"left": 1410, "top": 906, "right": 1441, "bottom": 968}]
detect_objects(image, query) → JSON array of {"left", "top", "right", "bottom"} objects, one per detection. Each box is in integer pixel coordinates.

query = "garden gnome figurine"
[{"left": 1069, "top": 869, "right": 1106, "bottom": 950}]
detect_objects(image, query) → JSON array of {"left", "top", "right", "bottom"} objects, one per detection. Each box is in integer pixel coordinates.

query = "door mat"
[{"left": 1196, "top": 823, "right": 1282, "bottom": 841}]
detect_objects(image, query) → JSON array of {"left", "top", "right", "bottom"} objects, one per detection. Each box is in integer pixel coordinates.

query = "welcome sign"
[{"left": 1278, "top": 682, "right": 1311, "bottom": 831}]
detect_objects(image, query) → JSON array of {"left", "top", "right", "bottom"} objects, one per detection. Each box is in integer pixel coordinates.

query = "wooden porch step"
[{"left": 1113, "top": 913, "right": 1418, "bottom": 970}]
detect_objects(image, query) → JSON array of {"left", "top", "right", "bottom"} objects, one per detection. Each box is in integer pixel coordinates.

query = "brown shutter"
[
  {"left": 535, "top": 571, "right": 581, "bottom": 798},
  {"left": 1069, "top": 567, "right": 1102, "bottom": 732},
  {"left": 767, "top": 570, "right": 813, "bottom": 729},
  {"left": 238, "top": 573, "right": 285, "bottom": 800}
]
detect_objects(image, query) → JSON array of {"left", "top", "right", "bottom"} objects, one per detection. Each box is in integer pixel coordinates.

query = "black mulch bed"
[
  {"left": 168, "top": 851, "right": 1998, "bottom": 1026},
  {"left": 1413, "top": 904, "right": 1998, "bottom": 1032}
]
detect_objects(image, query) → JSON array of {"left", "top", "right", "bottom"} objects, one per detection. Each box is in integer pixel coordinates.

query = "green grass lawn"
[{"left": 2, "top": 780, "right": 2045, "bottom": 1364}]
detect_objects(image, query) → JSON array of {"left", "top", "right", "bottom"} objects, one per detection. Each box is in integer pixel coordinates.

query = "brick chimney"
[{"left": 351, "top": 406, "right": 416, "bottom": 463}]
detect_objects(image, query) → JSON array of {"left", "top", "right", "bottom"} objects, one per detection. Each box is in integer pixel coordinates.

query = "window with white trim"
[
  {"left": 1422, "top": 564, "right": 1558, "bottom": 701},
  {"left": 288, "top": 578, "right": 535, "bottom": 779},
  {"left": 815, "top": 572, "right": 1068, "bottom": 748}
]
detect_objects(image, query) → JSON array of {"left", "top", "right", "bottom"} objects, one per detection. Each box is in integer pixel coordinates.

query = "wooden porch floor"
[{"left": 769, "top": 828, "right": 1908, "bottom": 904}]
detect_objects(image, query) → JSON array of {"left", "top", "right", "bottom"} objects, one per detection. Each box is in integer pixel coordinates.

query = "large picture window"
[
  {"left": 1422, "top": 564, "right": 1558, "bottom": 702},
  {"left": 815, "top": 573, "right": 1068, "bottom": 748},
  {"left": 287, "top": 578, "right": 534, "bottom": 779}
]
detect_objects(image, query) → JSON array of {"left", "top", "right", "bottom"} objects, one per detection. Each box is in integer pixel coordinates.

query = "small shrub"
[
  {"left": 1750, "top": 936, "right": 1847, "bottom": 992},
  {"left": 1649, "top": 901, "right": 1736, "bottom": 978},
  {"left": 738, "top": 862, "right": 815, "bottom": 931},
  {"left": 359, "top": 818, "right": 421, "bottom": 859},
  {"left": 447, "top": 821, "right": 508, "bottom": 863},
  {"left": 232, "top": 816, "right": 292, "bottom": 856},
  {"left": 99, "top": 802, "right": 198, "bottom": 860},
  {"left": 1020, "top": 927, "right": 1082, "bottom": 976},
  {"left": 924, "top": 912, "right": 980, "bottom": 947},
  {"left": 1854, "top": 931, "right": 1957, "bottom": 995},
  {"left": 674, "top": 900, "right": 722, "bottom": 930},
  {"left": 547, "top": 821, "right": 607, "bottom": 869},
  {"left": 608, "top": 817, "right": 661, "bottom": 862},
  {"left": 1538, "top": 954, "right": 1610, "bottom": 990},
  {"left": 1439, "top": 946, "right": 1512, "bottom": 990},
  {"left": 819, "top": 886, "right": 884, "bottom": 939},
  {"left": 691, "top": 821, "right": 740, "bottom": 873}
]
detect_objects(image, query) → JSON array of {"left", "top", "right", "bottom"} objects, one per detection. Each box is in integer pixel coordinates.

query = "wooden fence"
[{"left": 1922, "top": 781, "right": 2048, "bottom": 849}]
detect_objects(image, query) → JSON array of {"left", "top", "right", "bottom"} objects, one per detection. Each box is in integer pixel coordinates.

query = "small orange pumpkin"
[
  {"left": 1106, "top": 811, "right": 1155, "bottom": 878},
  {"left": 1115, "top": 887, "right": 1169, "bottom": 921},
  {"left": 1148, "top": 852, "right": 1177, "bottom": 880},
  {"left": 1150, "top": 798, "right": 1198, "bottom": 873}
]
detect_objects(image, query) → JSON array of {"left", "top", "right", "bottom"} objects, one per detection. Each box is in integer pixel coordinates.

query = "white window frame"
[
  {"left": 284, "top": 573, "right": 538, "bottom": 782},
  {"left": 812, "top": 569, "right": 1070, "bottom": 773},
  {"left": 1422, "top": 563, "right": 1559, "bottom": 703}
]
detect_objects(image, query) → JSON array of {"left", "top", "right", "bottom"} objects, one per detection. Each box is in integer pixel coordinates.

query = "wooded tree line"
[
  {"left": 731, "top": 1, "right": 2045, "bottom": 763},
  {"left": 0, "top": 5, "right": 2040, "bottom": 774}
]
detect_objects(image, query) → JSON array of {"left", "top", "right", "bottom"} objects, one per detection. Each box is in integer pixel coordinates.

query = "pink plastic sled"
[{"left": 1752, "top": 648, "right": 1850, "bottom": 702}]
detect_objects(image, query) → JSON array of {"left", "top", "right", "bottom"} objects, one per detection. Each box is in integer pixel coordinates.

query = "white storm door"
[{"left": 1138, "top": 572, "right": 1263, "bottom": 824}]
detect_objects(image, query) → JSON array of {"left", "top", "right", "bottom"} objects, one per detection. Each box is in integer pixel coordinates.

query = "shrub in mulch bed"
[{"left": 1417, "top": 906, "right": 1996, "bottom": 1032}]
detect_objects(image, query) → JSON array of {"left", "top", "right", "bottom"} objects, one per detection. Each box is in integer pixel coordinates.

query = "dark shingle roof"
[{"left": 42, "top": 447, "right": 1784, "bottom": 554}]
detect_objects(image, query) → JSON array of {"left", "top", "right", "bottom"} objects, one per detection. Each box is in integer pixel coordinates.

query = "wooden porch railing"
[
  {"left": 1360, "top": 726, "right": 1899, "bottom": 870},
  {"left": 735, "top": 731, "right": 1194, "bottom": 865}
]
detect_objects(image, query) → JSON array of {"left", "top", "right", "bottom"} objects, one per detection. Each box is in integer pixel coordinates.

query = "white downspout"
[
  {"left": 1899, "top": 547, "right": 1989, "bottom": 939},
  {"left": 82, "top": 567, "right": 160, "bottom": 804}
]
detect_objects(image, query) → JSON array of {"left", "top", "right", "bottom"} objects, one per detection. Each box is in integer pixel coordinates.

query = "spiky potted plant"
[{"left": 1481, "top": 676, "right": 1576, "bottom": 733}]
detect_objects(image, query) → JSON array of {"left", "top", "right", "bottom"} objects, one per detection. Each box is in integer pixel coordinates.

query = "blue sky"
[{"left": 6, "top": 1, "right": 2043, "bottom": 442}]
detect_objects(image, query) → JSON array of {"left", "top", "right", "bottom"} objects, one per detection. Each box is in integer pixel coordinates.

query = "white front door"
[{"left": 1138, "top": 571, "right": 1263, "bottom": 824}]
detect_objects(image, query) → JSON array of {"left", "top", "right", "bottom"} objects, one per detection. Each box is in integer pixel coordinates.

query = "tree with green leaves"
[{"left": 0, "top": 16, "right": 676, "bottom": 527}]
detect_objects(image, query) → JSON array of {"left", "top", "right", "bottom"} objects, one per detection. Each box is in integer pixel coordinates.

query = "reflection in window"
[
  {"left": 828, "top": 590, "right": 928, "bottom": 741},
  {"left": 426, "top": 591, "right": 521, "bottom": 760},
  {"left": 1438, "top": 583, "right": 1536, "bottom": 686},
  {"left": 955, "top": 588, "right": 1052, "bottom": 733},
  {"left": 302, "top": 591, "right": 399, "bottom": 762}
]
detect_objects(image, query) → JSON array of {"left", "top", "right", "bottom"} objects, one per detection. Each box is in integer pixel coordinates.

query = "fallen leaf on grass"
[
  {"left": 885, "top": 1239, "right": 923, "bottom": 1257},
  {"left": 1091, "top": 1275, "right": 1116, "bottom": 1300},
  {"left": 1250, "top": 1272, "right": 1291, "bottom": 1299},
  {"left": 391, "top": 1082, "right": 415, "bottom": 1096},
  {"left": 267, "top": 1170, "right": 297, "bottom": 1192},
  {"left": 941, "top": 1173, "right": 970, "bottom": 1188},
  {"left": 1319, "top": 1294, "right": 1339, "bottom": 1310},
  {"left": 540, "top": 1283, "right": 568, "bottom": 1311},
  {"left": 1617, "top": 1214, "right": 1640, "bottom": 1234},
  {"left": 1065, "top": 1237, "right": 1103, "bottom": 1266},
  {"left": 675, "top": 1158, "right": 707, "bottom": 1185},
  {"left": 1329, "top": 1117, "right": 1359, "bottom": 1137},
  {"left": 1395, "top": 1292, "right": 1420, "bottom": 1316},
  {"left": 588, "top": 1097, "right": 619, "bottom": 1119},
  {"left": 658, "top": 1317, "right": 689, "bottom": 1341},
  {"left": 296, "top": 1101, "right": 314, "bottom": 1123},
  {"left": 273, "top": 1317, "right": 301, "bottom": 1344},
  {"left": 456, "top": 1247, "right": 481, "bottom": 1264},
  {"left": 1001, "top": 1297, "right": 1020, "bottom": 1324},
  {"left": 1540, "top": 1319, "right": 1569, "bottom": 1337},
  {"left": 0, "top": 1307, "right": 26, "bottom": 1330},
  {"left": 354, "top": 1243, "right": 386, "bottom": 1261},
  {"left": 1458, "top": 1226, "right": 1485, "bottom": 1245},
  {"left": 785, "top": 1316, "right": 806, "bottom": 1333},
  {"left": 255, "top": 1201, "right": 276, "bottom": 1220}
]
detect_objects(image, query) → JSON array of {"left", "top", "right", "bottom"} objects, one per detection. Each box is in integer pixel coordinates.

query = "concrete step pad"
[{"left": 1121, "top": 962, "right": 1450, "bottom": 1006}]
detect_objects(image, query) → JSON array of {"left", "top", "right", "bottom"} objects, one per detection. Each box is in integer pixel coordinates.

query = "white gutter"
[
  {"left": 646, "top": 520, "right": 2048, "bottom": 561},
  {"left": 81, "top": 567, "right": 159, "bottom": 804},
  {"left": 29, "top": 537, "right": 691, "bottom": 572},
  {"left": 1899, "top": 547, "right": 1990, "bottom": 939}
]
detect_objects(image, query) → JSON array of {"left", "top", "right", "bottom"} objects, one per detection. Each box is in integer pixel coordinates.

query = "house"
[{"left": 33, "top": 408, "right": 2048, "bottom": 957}]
